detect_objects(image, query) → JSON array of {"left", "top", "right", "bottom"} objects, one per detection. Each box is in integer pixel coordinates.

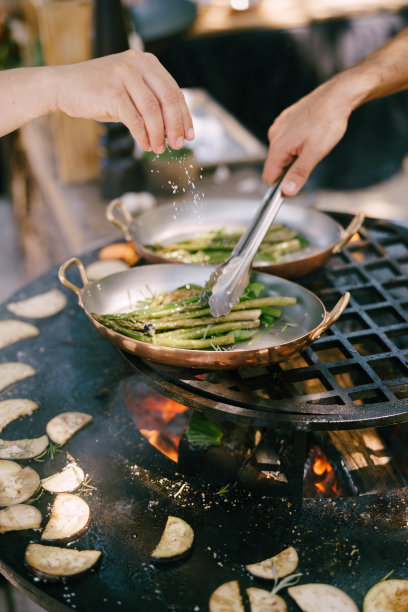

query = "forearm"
[
  {"left": 0, "top": 66, "right": 59, "bottom": 137},
  {"left": 321, "top": 26, "right": 408, "bottom": 116}
]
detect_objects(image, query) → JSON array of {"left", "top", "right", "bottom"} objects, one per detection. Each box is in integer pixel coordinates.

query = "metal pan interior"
[
  {"left": 130, "top": 198, "right": 343, "bottom": 264},
  {"left": 81, "top": 264, "right": 325, "bottom": 353}
]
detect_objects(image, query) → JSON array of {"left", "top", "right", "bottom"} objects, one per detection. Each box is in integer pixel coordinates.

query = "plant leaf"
[{"left": 186, "top": 412, "right": 223, "bottom": 448}]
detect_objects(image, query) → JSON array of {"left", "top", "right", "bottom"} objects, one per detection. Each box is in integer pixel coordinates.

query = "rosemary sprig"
[
  {"left": 35, "top": 441, "right": 62, "bottom": 461},
  {"left": 270, "top": 563, "right": 303, "bottom": 597},
  {"left": 25, "top": 488, "right": 45, "bottom": 505},
  {"left": 216, "top": 483, "right": 231, "bottom": 496}
]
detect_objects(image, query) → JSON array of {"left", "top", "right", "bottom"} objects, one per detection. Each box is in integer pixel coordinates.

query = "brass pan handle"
[
  {"left": 58, "top": 257, "right": 89, "bottom": 299},
  {"left": 106, "top": 198, "right": 133, "bottom": 240},
  {"left": 332, "top": 212, "right": 365, "bottom": 254},
  {"left": 310, "top": 292, "right": 350, "bottom": 341}
]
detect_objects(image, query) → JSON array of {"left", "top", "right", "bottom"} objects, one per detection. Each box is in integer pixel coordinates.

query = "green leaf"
[
  {"left": 241, "top": 282, "right": 264, "bottom": 300},
  {"left": 186, "top": 412, "right": 223, "bottom": 448}
]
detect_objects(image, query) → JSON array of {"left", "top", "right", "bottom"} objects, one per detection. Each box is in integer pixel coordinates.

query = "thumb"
[{"left": 281, "top": 148, "right": 317, "bottom": 196}]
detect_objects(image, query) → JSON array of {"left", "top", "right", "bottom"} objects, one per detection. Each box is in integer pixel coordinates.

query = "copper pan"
[
  {"left": 106, "top": 197, "right": 364, "bottom": 279},
  {"left": 59, "top": 260, "right": 349, "bottom": 370}
]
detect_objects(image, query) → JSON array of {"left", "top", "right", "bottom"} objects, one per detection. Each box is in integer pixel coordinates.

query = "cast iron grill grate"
[{"left": 124, "top": 214, "right": 408, "bottom": 430}]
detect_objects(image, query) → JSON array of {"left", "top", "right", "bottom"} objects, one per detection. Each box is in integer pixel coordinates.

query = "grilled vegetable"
[
  {"left": 209, "top": 580, "right": 244, "bottom": 612},
  {"left": 46, "top": 412, "right": 93, "bottom": 446},
  {"left": 0, "top": 460, "right": 40, "bottom": 505},
  {"left": 85, "top": 259, "right": 129, "bottom": 281},
  {"left": 93, "top": 282, "right": 296, "bottom": 351},
  {"left": 246, "top": 587, "right": 287, "bottom": 611},
  {"left": 0, "top": 435, "right": 49, "bottom": 460},
  {"left": 0, "top": 363, "right": 36, "bottom": 393},
  {"left": 151, "top": 516, "right": 194, "bottom": 561},
  {"left": 98, "top": 242, "right": 139, "bottom": 266},
  {"left": 0, "top": 399, "right": 39, "bottom": 434},
  {"left": 288, "top": 583, "right": 359, "bottom": 612},
  {"left": 41, "top": 493, "right": 91, "bottom": 542},
  {"left": 147, "top": 225, "right": 307, "bottom": 265},
  {"left": 0, "top": 504, "right": 42, "bottom": 532},
  {"left": 7, "top": 289, "right": 66, "bottom": 318},
  {"left": 246, "top": 546, "right": 299, "bottom": 580},
  {"left": 0, "top": 320, "right": 39, "bottom": 350},
  {"left": 363, "top": 578, "right": 408, "bottom": 611},
  {"left": 41, "top": 464, "right": 84, "bottom": 493},
  {"left": 25, "top": 543, "right": 101, "bottom": 581}
]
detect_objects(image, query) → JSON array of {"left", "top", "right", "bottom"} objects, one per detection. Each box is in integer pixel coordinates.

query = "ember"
[
  {"left": 305, "top": 445, "right": 343, "bottom": 498},
  {"left": 126, "top": 390, "right": 190, "bottom": 462}
]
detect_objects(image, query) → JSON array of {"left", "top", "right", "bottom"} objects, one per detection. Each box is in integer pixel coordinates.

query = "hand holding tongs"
[{"left": 201, "top": 168, "right": 289, "bottom": 317}]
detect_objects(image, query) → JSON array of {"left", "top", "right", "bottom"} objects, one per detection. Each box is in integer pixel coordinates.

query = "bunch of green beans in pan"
[
  {"left": 146, "top": 224, "right": 308, "bottom": 265},
  {"left": 92, "top": 283, "right": 297, "bottom": 350}
]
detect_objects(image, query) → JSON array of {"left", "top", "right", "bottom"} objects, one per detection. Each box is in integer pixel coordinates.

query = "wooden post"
[{"left": 29, "top": 0, "right": 100, "bottom": 184}]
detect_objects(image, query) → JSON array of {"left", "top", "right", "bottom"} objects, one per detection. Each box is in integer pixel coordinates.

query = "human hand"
[
  {"left": 52, "top": 50, "right": 194, "bottom": 155},
  {"left": 262, "top": 80, "right": 353, "bottom": 196}
]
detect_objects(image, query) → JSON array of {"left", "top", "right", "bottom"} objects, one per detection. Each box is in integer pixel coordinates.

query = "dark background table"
[{"left": 1, "top": 251, "right": 408, "bottom": 611}]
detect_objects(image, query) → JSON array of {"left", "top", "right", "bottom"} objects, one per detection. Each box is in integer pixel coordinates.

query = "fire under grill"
[{"left": 122, "top": 213, "right": 408, "bottom": 504}]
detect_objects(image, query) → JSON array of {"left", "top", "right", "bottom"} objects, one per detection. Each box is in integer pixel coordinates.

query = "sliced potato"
[
  {"left": 41, "top": 464, "right": 84, "bottom": 493},
  {"left": 209, "top": 580, "right": 244, "bottom": 612},
  {"left": 0, "top": 398, "right": 39, "bottom": 434},
  {"left": 288, "top": 583, "right": 359, "bottom": 612},
  {"left": 46, "top": 412, "right": 93, "bottom": 446},
  {"left": 0, "top": 462, "right": 40, "bottom": 506},
  {"left": 7, "top": 289, "right": 67, "bottom": 319},
  {"left": 0, "top": 504, "right": 42, "bottom": 532},
  {"left": 41, "top": 493, "right": 91, "bottom": 542},
  {"left": 363, "top": 578, "right": 408, "bottom": 611},
  {"left": 0, "top": 320, "right": 39, "bottom": 350},
  {"left": 85, "top": 259, "right": 129, "bottom": 282},
  {"left": 151, "top": 516, "right": 194, "bottom": 560},
  {"left": 0, "top": 363, "right": 36, "bottom": 393},
  {"left": 0, "top": 459, "right": 22, "bottom": 476},
  {"left": 25, "top": 543, "right": 101, "bottom": 581},
  {"left": 0, "top": 435, "right": 49, "bottom": 460},
  {"left": 247, "top": 587, "right": 287, "bottom": 612},
  {"left": 246, "top": 546, "right": 298, "bottom": 580}
]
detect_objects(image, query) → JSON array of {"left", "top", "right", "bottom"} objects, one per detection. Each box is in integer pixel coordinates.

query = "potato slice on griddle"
[
  {"left": 151, "top": 516, "right": 194, "bottom": 561},
  {"left": 247, "top": 587, "right": 287, "bottom": 612},
  {"left": 0, "top": 461, "right": 40, "bottom": 506},
  {"left": 0, "top": 435, "right": 49, "bottom": 460},
  {"left": 0, "top": 398, "right": 39, "bottom": 434},
  {"left": 85, "top": 259, "right": 129, "bottom": 282},
  {"left": 0, "top": 504, "right": 42, "bottom": 532},
  {"left": 246, "top": 546, "right": 298, "bottom": 580},
  {"left": 0, "top": 363, "right": 36, "bottom": 393},
  {"left": 46, "top": 412, "right": 93, "bottom": 446},
  {"left": 363, "top": 578, "right": 408, "bottom": 611},
  {"left": 7, "top": 289, "right": 67, "bottom": 319},
  {"left": 209, "top": 580, "right": 244, "bottom": 612},
  {"left": 288, "top": 583, "right": 359, "bottom": 612},
  {"left": 25, "top": 543, "right": 101, "bottom": 581},
  {"left": 0, "top": 320, "right": 39, "bottom": 350},
  {"left": 41, "top": 493, "right": 91, "bottom": 542},
  {"left": 41, "top": 464, "right": 84, "bottom": 493}
]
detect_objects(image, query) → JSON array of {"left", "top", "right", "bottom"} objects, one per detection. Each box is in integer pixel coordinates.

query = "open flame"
[
  {"left": 127, "top": 392, "right": 189, "bottom": 462},
  {"left": 310, "top": 445, "right": 342, "bottom": 497}
]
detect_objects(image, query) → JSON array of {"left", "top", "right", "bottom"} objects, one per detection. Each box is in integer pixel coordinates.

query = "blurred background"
[{"left": 2, "top": 0, "right": 408, "bottom": 609}]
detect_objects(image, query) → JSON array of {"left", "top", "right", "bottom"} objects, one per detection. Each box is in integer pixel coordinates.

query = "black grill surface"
[{"left": 125, "top": 213, "right": 408, "bottom": 429}]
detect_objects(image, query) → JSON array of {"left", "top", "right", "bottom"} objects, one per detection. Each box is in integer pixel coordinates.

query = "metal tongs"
[{"left": 201, "top": 169, "right": 288, "bottom": 317}]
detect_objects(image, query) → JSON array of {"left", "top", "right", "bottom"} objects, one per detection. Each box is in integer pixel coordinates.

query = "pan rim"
[
  {"left": 128, "top": 198, "right": 344, "bottom": 270},
  {"left": 80, "top": 264, "right": 328, "bottom": 366}
]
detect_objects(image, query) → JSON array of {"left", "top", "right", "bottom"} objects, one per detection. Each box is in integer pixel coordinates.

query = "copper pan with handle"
[
  {"left": 59, "top": 260, "right": 349, "bottom": 370},
  {"left": 106, "top": 197, "right": 364, "bottom": 279}
]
